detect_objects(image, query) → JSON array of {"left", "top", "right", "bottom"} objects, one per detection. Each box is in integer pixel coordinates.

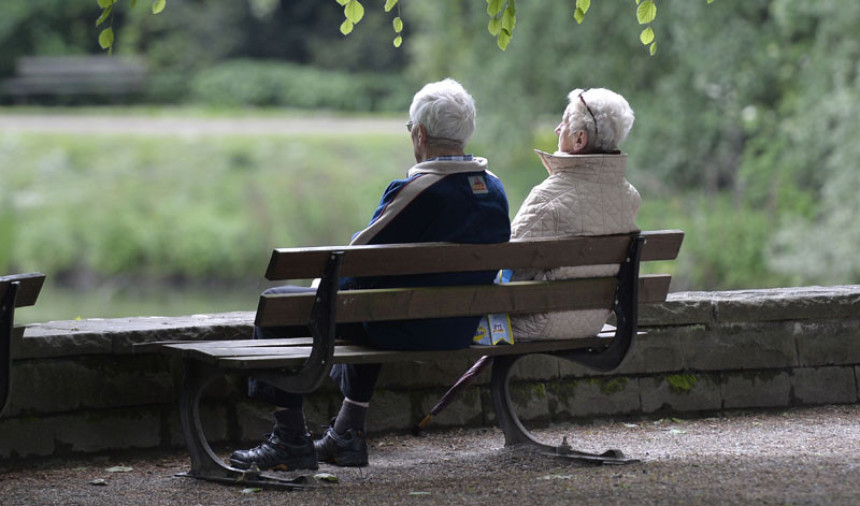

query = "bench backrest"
[
  {"left": 256, "top": 230, "right": 684, "bottom": 327},
  {"left": 0, "top": 273, "right": 46, "bottom": 309}
]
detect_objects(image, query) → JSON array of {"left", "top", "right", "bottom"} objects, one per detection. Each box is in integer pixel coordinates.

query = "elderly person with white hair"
[
  {"left": 509, "top": 87, "right": 640, "bottom": 340},
  {"left": 230, "top": 78, "right": 511, "bottom": 471}
]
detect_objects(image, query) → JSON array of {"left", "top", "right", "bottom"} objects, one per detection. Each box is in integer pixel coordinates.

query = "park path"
[{"left": 0, "top": 112, "right": 405, "bottom": 136}]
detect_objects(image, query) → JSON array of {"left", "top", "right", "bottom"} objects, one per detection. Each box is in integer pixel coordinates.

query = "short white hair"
[
  {"left": 564, "top": 88, "right": 635, "bottom": 152},
  {"left": 409, "top": 78, "right": 476, "bottom": 145}
]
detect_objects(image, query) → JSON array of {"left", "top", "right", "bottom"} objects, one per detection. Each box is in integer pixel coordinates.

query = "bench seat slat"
[
  {"left": 170, "top": 337, "right": 608, "bottom": 369},
  {"left": 265, "top": 230, "right": 684, "bottom": 281},
  {"left": 256, "top": 274, "right": 671, "bottom": 327}
]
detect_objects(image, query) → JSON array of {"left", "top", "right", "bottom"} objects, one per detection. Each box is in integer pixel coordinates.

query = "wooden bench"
[
  {"left": 0, "top": 56, "right": 148, "bottom": 101},
  {"left": 0, "top": 273, "right": 46, "bottom": 415},
  {"left": 158, "top": 230, "right": 684, "bottom": 488}
]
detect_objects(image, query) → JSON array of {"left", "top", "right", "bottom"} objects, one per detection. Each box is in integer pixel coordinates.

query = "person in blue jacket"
[{"left": 230, "top": 78, "right": 511, "bottom": 472}]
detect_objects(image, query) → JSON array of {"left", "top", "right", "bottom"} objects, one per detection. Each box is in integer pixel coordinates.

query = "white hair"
[
  {"left": 409, "top": 78, "right": 476, "bottom": 145},
  {"left": 564, "top": 88, "right": 635, "bottom": 152}
]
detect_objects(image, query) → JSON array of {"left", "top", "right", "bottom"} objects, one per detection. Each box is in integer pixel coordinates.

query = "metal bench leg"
[
  {"left": 0, "top": 281, "right": 20, "bottom": 415},
  {"left": 177, "top": 359, "right": 315, "bottom": 489},
  {"left": 490, "top": 354, "right": 638, "bottom": 465}
]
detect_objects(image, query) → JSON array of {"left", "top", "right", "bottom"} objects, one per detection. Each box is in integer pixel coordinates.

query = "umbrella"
[{"left": 412, "top": 355, "right": 493, "bottom": 435}]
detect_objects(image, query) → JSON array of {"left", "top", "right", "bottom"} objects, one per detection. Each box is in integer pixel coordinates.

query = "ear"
[
  {"left": 415, "top": 123, "right": 428, "bottom": 145},
  {"left": 570, "top": 130, "right": 589, "bottom": 154}
]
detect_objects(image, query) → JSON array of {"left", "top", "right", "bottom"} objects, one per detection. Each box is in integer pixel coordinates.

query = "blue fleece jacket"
[{"left": 340, "top": 156, "right": 510, "bottom": 350}]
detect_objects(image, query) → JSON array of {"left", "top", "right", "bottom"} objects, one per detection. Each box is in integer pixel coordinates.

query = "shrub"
[{"left": 189, "top": 60, "right": 411, "bottom": 112}]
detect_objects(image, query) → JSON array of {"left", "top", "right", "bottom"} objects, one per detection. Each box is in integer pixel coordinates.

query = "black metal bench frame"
[
  {"left": 1, "top": 273, "right": 46, "bottom": 415},
  {"left": 159, "top": 231, "right": 683, "bottom": 489}
]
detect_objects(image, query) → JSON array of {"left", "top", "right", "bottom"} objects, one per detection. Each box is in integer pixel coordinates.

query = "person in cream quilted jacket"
[{"left": 510, "top": 88, "right": 640, "bottom": 340}]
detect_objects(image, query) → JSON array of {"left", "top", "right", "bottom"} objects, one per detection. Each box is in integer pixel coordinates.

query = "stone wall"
[{"left": 2, "top": 285, "right": 858, "bottom": 461}]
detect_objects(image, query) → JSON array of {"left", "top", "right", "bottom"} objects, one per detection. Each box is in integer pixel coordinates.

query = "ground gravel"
[{"left": 2, "top": 405, "right": 859, "bottom": 505}]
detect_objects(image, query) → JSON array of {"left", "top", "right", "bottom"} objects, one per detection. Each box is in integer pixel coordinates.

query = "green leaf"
[
  {"left": 707, "top": 0, "right": 715, "bottom": 3},
  {"left": 501, "top": 5, "right": 516, "bottom": 32},
  {"left": 497, "top": 28, "right": 512, "bottom": 51},
  {"left": 98, "top": 27, "right": 115, "bottom": 49},
  {"left": 340, "top": 19, "right": 354, "bottom": 35},
  {"left": 640, "top": 26, "right": 654, "bottom": 45},
  {"left": 574, "top": 8, "right": 585, "bottom": 24},
  {"left": 130, "top": 0, "right": 137, "bottom": 8},
  {"left": 393, "top": 16, "right": 403, "bottom": 33},
  {"left": 487, "top": 0, "right": 504, "bottom": 17},
  {"left": 649, "top": 41, "right": 657, "bottom": 55},
  {"left": 393, "top": 35, "right": 402, "bottom": 48},
  {"left": 335, "top": 0, "right": 350, "bottom": 5},
  {"left": 576, "top": 0, "right": 591, "bottom": 14},
  {"left": 314, "top": 473, "right": 340, "bottom": 483},
  {"left": 344, "top": 0, "right": 364, "bottom": 24},
  {"left": 637, "top": 1, "right": 657, "bottom": 25},
  {"left": 95, "top": 6, "right": 113, "bottom": 27},
  {"left": 152, "top": 0, "right": 166, "bottom": 15},
  {"left": 97, "top": 0, "right": 116, "bottom": 8},
  {"left": 487, "top": 17, "right": 502, "bottom": 36},
  {"left": 384, "top": 0, "right": 398, "bottom": 12}
]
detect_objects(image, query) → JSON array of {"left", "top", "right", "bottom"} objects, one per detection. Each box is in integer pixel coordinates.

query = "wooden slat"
[
  {"left": 256, "top": 274, "right": 671, "bottom": 327},
  {"left": 0, "top": 273, "right": 46, "bottom": 308},
  {"left": 191, "top": 337, "right": 608, "bottom": 370},
  {"left": 265, "top": 230, "right": 684, "bottom": 281}
]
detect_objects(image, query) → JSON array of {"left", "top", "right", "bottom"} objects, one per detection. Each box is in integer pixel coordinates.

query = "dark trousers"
[{"left": 248, "top": 285, "right": 382, "bottom": 409}]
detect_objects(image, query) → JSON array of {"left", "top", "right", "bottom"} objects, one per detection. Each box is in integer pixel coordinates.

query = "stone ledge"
[{"left": 17, "top": 312, "right": 254, "bottom": 359}]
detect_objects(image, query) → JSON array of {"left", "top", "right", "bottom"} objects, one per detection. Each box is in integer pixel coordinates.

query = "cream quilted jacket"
[{"left": 510, "top": 150, "right": 641, "bottom": 340}]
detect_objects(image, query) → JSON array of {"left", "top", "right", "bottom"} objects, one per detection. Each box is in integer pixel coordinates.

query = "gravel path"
[
  {"left": 2, "top": 405, "right": 859, "bottom": 505},
  {"left": 0, "top": 114, "right": 404, "bottom": 136}
]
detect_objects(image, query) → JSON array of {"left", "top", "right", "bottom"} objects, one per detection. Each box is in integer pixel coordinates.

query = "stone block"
[
  {"left": 505, "top": 381, "right": 551, "bottom": 423},
  {"left": 0, "top": 416, "right": 57, "bottom": 458},
  {"left": 679, "top": 322, "right": 798, "bottom": 371},
  {"left": 510, "top": 354, "right": 561, "bottom": 382},
  {"left": 720, "top": 371, "right": 791, "bottom": 409},
  {"left": 19, "top": 312, "right": 256, "bottom": 359},
  {"left": 712, "top": 286, "right": 860, "bottom": 323},
  {"left": 548, "top": 376, "right": 640, "bottom": 418},
  {"left": 6, "top": 356, "right": 174, "bottom": 416},
  {"left": 417, "top": 387, "right": 483, "bottom": 429},
  {"left": 791, "top": 367, "right": 858, "bottom": 405},
  {"left": 614, "top": 327, "right": 691, "bottom": 376},
  {"left": 376, "top": 357, "right": 478, "bottom": 389},
  {"left": 57, "top": 409, "right": 161, "bottom": 454},
  {"left": 165, "top": 403, "right": 231, "bottom": 449},
  {"left": 640, "top": 294, "right": 714, "bottom": 326},
  {"left": 366, "top": 390, "right": 414, "bottom": 433},
  {"left": 640, "top": 373, "right": 721, "bottom": 413},
  {"left": 795, "top": 320, "right": 860, "bottom": 366},
  {"left": 16, "top": 327, "right": 111, "bottom": 359}
]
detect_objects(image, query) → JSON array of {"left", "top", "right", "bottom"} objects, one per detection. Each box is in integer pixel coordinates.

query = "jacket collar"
[
  {"left": 408, "top": 156, "right": 488, "bottom": 177},
  {"left": 534, "top": 149, "right": 627, "bottom": 180}
]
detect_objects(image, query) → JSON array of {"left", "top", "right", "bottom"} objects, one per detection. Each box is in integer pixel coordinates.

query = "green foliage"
[
  {"left": 1, "top": 128, "right": 414, "bottom": 284},
  {"left": 189, "top": 60, "right": 412, "bottom": 111}
]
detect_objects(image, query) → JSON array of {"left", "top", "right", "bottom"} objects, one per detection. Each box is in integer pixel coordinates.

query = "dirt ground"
[{"left": 2, "top": 404, "right": 859, "bottom": 505}]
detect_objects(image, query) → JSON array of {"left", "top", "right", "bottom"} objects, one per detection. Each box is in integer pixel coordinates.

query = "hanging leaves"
[
  {"left": 487, "top": 0, "right": 516, "bottom": 51},
  {"left": 635, "top": 0, "right": 658, "bottom": 55},
  {"left": 574, "top": 0, "right": 590, "bottom": 24},
  {"left": 94, "top": 0, "right": 717, "bottom": 55},
  {"left": 96, "top": 0, "right": 167, "bottom": 52}
]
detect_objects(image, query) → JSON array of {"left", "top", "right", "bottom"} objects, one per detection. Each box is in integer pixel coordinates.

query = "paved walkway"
[
  {"left": 1, "top": 405, "right": 858, "bottom": 505},
  {"left": 0, "top": 113, "right": 404, "bottom": 136}
]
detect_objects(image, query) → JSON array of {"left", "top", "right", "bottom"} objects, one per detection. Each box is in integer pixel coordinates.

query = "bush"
[{"left": 189, "top": 60, "right": 412, "bottom": 112}]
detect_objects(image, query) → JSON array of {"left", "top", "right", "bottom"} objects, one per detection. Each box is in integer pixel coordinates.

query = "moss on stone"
[{"left": 663, "top": 374, "right": 699, "bottom": 394}]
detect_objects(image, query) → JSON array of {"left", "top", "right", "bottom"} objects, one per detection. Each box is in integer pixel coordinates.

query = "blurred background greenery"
[{"left": 2, "top": 0, "right": 859, "bottom": 323}]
